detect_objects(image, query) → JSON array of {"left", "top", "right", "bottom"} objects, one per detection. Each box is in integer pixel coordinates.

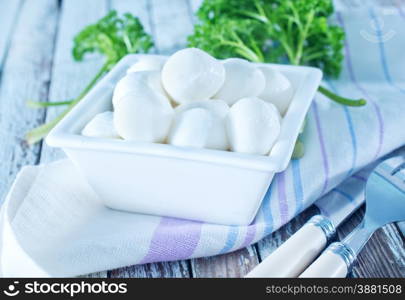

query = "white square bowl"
[{"left": 46, "top": 54, "right": 322, "bottom": 226}]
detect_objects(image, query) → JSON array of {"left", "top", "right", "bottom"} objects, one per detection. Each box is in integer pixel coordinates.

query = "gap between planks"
[
  {"left": 0, "top": 0, "right": 22, "bottom": 69},
  {"left": 0, "top": 0, "right": 59, "bottom": 203}
]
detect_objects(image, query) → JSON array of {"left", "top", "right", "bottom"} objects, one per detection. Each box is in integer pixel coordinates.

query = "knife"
[{"left": 245, "top": 171, "right": 369, "bottom": 278}]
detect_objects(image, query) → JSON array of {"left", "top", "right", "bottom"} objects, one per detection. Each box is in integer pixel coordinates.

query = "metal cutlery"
[
  {"left": 300, "top": 159, "right": 405, "bottom": 277},
  {"left": 246, "top": 151, "right": 405, "bottom": 278}
]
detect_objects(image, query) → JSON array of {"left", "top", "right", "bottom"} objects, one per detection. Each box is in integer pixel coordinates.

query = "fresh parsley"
[
  {"left": 26, "top": 10, "right": 153, "bottom": 144},
  {"left": 188, "top": 0, "right": 366, "bottom": 107}
]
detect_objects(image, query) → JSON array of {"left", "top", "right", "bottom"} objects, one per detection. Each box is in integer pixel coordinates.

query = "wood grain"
[
  {"left": 0, "top": 0, "right": 59, "bottom": 204},
  {"left": 189, "top": 0, "right": 204, "bottom": 12},
  {"left": 0, "top": 0, "right": 22, "bottom": 68},
  {"left": 191, "top": 247, "right": 259, "bottom": 278},
  {"left": 397, "top": 221, "right": 405, "bottom": 239},
  {"left": 39, "top": 0, "right": 109, "bottom": 163},
  {"left": 149, "top": 0, "right": 194, "bottom": 54},
  {"left": 108, "top": 261, "right": 190, "bottom": 278}
]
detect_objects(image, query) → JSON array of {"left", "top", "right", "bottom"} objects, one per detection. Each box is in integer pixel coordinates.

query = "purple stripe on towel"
[
  {"left": 312, "top": 102, "right": 330, "bottom": 196},
  {"left": 140, "top": 217, "right": 202, "bottom": 263},
  {"left": 336, "top": 12, "right": 384, "bottom": 160},
  {"left": 261, "top": 182, "right": 274, "bottom": 234},
  {"left": 396, "top": 2, "right": 405, "bottom": 19},
  {"left": 277, "top": 171, "right": 289, "bottom": 225},
  {"left": 242, "top": 225, "right": 256, "bottom": 248},
  {"left": 353, "top": 174, "right": 367, "bottom": 182},
  {"left": 292, "top": 160, "right": 304, "bottom": 215}
]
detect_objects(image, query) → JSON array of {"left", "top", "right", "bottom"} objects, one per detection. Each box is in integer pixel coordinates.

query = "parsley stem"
[
  {"left": 27, "top": 99, "right": 74, "bottom": 108},
  {"left": 318, "top": 85, "right": 367, "bottom": 107},
  {"left": 292, "top": 140, "right": 305, "bottom": 159},
  {"left": 26, "top": 61, "right": 111, "bottom": 145}
]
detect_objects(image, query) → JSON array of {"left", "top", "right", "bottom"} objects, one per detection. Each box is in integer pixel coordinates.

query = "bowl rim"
[{"left": 46, "top": 54, "right": 322, "bottom": 173}]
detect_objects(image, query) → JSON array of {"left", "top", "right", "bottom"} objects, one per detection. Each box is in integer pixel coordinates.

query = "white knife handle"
[
  {"left": 245, "top": 216, "right": 335, "bottom": 278},
  {"left": 299, "top": 242, "right": 356, "bottom": 278}
]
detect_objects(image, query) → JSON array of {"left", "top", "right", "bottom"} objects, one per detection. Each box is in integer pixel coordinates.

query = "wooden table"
[{"left": 0, "top": 0, "right": 404, "bottom": 278}]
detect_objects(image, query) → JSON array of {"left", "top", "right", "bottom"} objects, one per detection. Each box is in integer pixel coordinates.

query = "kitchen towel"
[{"left": 1, "top": 2, "right": 405, "bottom": 277}]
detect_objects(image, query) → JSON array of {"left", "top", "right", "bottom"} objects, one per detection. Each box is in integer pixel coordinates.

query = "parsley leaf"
[
  {"left": 188, "top": 0, "right": 366, "bottom": 106},
  {"left": 26, "top": 11, "right": 153, "bottom": 144}
]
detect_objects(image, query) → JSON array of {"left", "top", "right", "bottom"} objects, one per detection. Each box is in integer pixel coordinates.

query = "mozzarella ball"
[
  {"left": 127, "top": 56, "right": 166, "bottom": 74},
  {"left": 168, "top": 108, "right": 213, "bottom": 148},
  {"left": 161, "top": 48, "right": 225, "bottom": 104},
  {"left": 112, "top": 71, "right": 167, "bottom": 107},
  {"left": 258, "top": 66, "right": 294, "bottom": 115},
  {"left": 226, "top": 97, "right": 281, "bottom": 155},
  {"left": 81, "top": 111, "right": 119, "bottom": 139},
  {"left": 175, "top": 100, "right": 229, "bottom": 150},
  {"left": 213, "top": 58, "right": 265, "bottom": 105},
  {"left": 114, "top": 91, "right": 174, "bottom": 143}
]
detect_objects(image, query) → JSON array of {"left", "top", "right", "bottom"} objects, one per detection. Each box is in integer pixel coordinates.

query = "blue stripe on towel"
[
  {"left": 333, "top": 188, "right": 354, "bottom": 202},
  {"left": 219, "top": 226, "right": 239, "bottom": 254},
  {"left": 262, "top": 184, "right": 274, "bottom": 234},
  {"left": 312, "top": 102, "right": 330, "bottom": 196},
  {"left": 369, "top": 7, "right": 405, "bottom": 93},
  {"left": 326, "top": 80, "right": 358, "bottom": 177},
  {"left": 336, "top": 12, "right": 385, "bottom": 160}
]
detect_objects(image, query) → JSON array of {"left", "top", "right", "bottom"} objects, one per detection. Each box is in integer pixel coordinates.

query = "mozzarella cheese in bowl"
[
  {"left": 82, "top": 48, "right": 295, "bottom": 157},
  {"left": 213, "top": 58, "right": 265, "bottom": 105},
  {"left": 258, "top": 66, "right": 294, "bottom": 116},
  {"left": 113, "top": 89, "right": 174, "bottom": 143},
  {"left": 161, "top": 48, "right": 225, "bottom": 104},
  {"left": 226, "top": 97, "right": 281, "bottom": 155},
  {"left": 81, "top": 111, "right": 119, "bottom": 139},
  {"left": 174, "top": 100, "right": 230, "bottom": 150},
  {"left": 126, "top": 56, "right": 166, "bottom": 74},
  {"left": 168, "top": 107, "right": 213, "bottom": 148},
  {"left": 112, "top": 70, "right": 167, "bottom": 107}
]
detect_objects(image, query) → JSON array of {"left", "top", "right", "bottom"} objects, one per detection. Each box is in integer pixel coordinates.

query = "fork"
[{"left": 300, "top": 159, "right": 405, "bottom": 277}]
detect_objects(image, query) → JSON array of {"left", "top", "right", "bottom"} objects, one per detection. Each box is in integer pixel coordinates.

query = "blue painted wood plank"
[
  {"left": 38, "top": 0, "right": 110, "bottom": 278},
  {"left": 0, "top": 0, "right": 22, "bottom": 68},
  {"left": 0, "top": 0, "right": 59, "bottom": 204}
]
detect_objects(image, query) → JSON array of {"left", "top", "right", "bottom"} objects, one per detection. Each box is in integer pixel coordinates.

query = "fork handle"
[
  {"left": 299, "top": 242, "right": 356, "bottom": 278},
  {"left": 245, "top": 215, "right": 334, "bottom": 278}
]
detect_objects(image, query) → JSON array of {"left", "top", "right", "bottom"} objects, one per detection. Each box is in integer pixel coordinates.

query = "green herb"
[
  {"left": 26, "top": 10, "right": 153, "bottom": 144},
  {"left": 318, "top": 85, "right": 366, "bottom": 106},
  {"left": 27, "top": 99, "right": 74, "bottom": 108},
  {"left": 188, "top": 0, "right": 366, "bottom": 106},
  {"left": 292, "top": 140, "right": 305, "bottom": 159}
]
